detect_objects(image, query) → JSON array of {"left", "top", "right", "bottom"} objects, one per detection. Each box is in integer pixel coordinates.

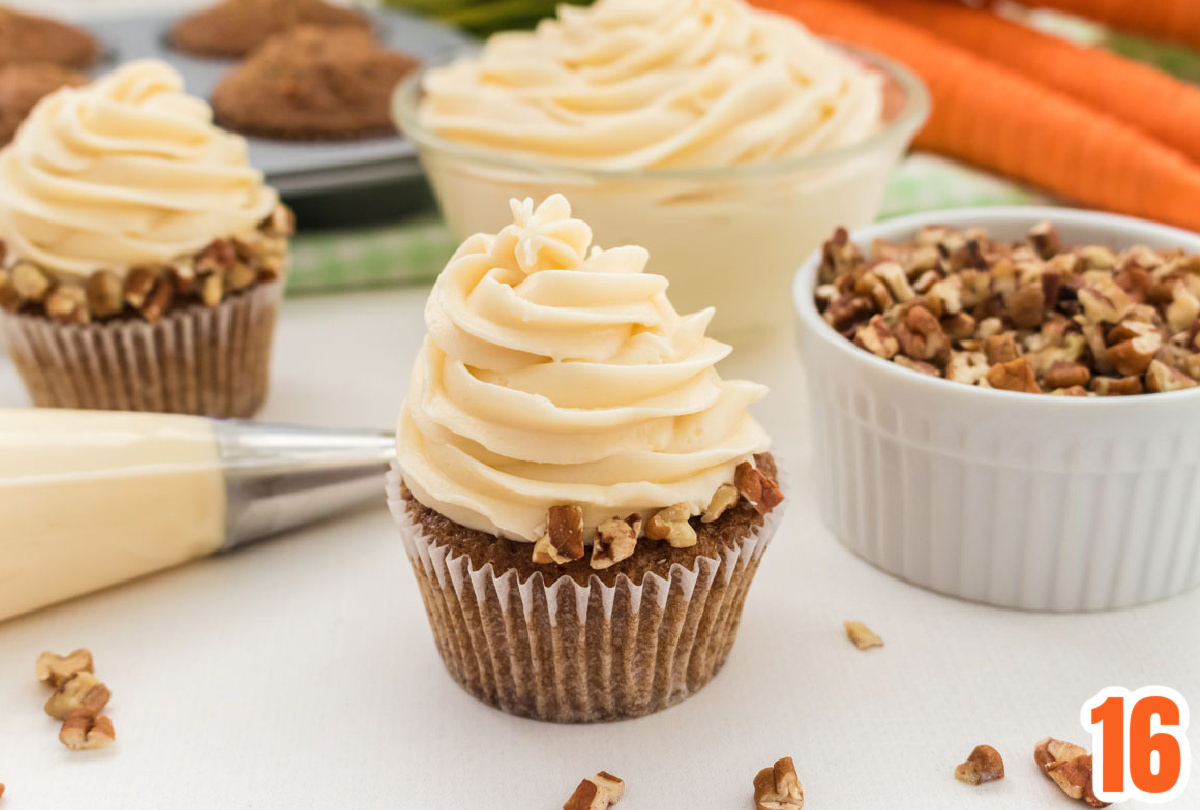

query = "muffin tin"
[{"left": 83, "top": 7, "right": 473, "bottom": 197}]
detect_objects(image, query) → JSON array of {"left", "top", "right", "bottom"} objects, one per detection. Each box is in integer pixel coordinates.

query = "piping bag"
[{"left": 0, "top": 408, "right": 394, "bottom": 622}]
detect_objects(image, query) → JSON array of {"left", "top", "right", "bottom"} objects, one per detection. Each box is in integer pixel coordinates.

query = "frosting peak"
[
  {"left": 0, "top": 60, "right": 278, "bottom": 280},
  {"left": 398, "top": 194, "right": 771, "bottom": 542}
]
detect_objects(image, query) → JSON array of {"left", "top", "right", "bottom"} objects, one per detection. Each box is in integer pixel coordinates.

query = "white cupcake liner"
[
  {"left": 386, "top": 462, "right": 785, "bottom": 723},
  {"left": 0, "top": 281, "right": 281, "bottom": 418}
]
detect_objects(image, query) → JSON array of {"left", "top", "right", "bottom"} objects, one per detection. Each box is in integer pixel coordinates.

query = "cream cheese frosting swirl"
[
  {"left": 0, "top": 60, "right": 278, "bottom": 281},
  {"left": 418, "top": 0, "right": 883, "bottom": 171},
  {"left": 397, "top": 194, "right": 771, "bottom": 543}
]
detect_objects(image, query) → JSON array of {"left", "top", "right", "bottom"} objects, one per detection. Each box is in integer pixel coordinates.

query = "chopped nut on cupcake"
[
  {"left": 0, "top": 60, "right": 293, "bottom": 417},
  {"left": 816, "top": 221, "right": 1200, "bottom": 396},
  {"left": 389, "top": 194, "right": 784, "bottom": 723}
]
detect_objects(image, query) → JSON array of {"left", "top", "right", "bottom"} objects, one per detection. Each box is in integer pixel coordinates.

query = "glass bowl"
[{"left": 394, "top": 42, "right": 930, "bottom": 342}]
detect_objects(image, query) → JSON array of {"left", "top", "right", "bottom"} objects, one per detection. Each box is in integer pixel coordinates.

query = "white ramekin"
[{"left": 794, "top": 207, "right": 1200, "bottom": 612}]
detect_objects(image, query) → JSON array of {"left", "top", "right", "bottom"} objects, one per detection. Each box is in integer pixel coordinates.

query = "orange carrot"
[
  {"left": 866, "top": 0, "right": 1200, "bottom": 166},
  {"left": 1005, "top": 0, "right": 1200, "bottom": 51},
  {"left": 753, "top": 0, "right": 1200, "bottom": 232}
]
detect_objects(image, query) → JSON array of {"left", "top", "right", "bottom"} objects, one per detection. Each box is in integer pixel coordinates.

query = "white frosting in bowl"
[
  {"left": 417, "top": 0, "right": 882, "bottom": 171},
  {"left": 0, "top": 60, "right": 278, "bottom": 281},
  {"left": 397, "top": 194, "right": 771, "bottom": 542}
]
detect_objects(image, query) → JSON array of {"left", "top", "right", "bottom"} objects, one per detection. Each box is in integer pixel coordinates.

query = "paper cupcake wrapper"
[
  {"left": 0, "top": 281, "right": 281, "bottom": 418},
  {"left": 386, "top": 463, "right": 784, "bottom": 723}
]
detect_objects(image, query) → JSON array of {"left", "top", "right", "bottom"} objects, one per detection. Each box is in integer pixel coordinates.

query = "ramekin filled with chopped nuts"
[{"left": 794, "top": 207, "right": 1200, "bottom": 612}]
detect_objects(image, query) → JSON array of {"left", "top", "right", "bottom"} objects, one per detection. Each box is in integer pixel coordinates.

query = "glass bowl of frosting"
[{"left": 394, "top": 0, "right": 929, "bottom": 341}]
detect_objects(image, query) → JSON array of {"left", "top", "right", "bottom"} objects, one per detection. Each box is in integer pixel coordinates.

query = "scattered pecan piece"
[
  {"left": 955, "top": 744, "right": 1005, "bottom": 785},
  {"left": 44, "top": 672, "right": 110, "bottom": 720},
  {"left": 844, "top": 620, "right": 883, "bottom": 650},
  {"left": 983, "top": 332, "right": 1020, "bottom": 365},
  {"left": 1028, "top": 220, "right": 1061, "bottom": 259},
  {"left": 701, "top": 483, "right": 740, "bottom": 524},
  {"left": 45, "top": 286, "right": 89, "bottom": 325},
  {"left": 85, "top": 270, "right": 124, "bottom": 318},
  {"left": 1034, "top": 738, "right": 1109, "bottom": 807},
  {"left": 11, "top": 261, "right": 49, "bottom": 302},
  {"left": 644, "top": 503, "right": 696, "bottom": 549},
  {"left": 753, "top": 757, "right": 804, "bottom": 810},
  {"left": 1146, "top": 359, "right": 1198, "bottom": 393},
  {"left": 1090, "top": 376, "right": 1144, "bottom": 396},
  {"left": 1053, "top": 385, "right": 1090, "bottom": 397},
  {"left": 59, "top": 709, "right": 115, "bottom": 751},
  {"left": 36, "top": 649, "right": 93, "bottom": 688},
  {"left": 987, "top": 357, "right": 1042, "bottom": 394},
  {"left": 563, "top": 771, "right": 624, "bottom": 810},
  {"left": 734, "top": 461, "right": 784, "bottom": 515},
  {"left": 591, "top": 515, "right": 640, "bottom": 570},
  {"left": 896, "top": 304, "right": 950, "bottom": 362},
  {"left": 1044, "top": 361, "right": 1091, "bottom": 390},
  {"left": 533, "top": 505, "right": 584, "bottom": 564},
  {"left": 894, "top": 355, "right": 941, "bottom": 377},
  {"left": 945, "top": 351, "right": 989, "bottom": 386}
]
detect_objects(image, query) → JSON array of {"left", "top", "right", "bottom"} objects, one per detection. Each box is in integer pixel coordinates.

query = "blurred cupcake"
[
  {"left": 0, "top": 62, "right": 86, "bottom": 145},
  {"left": 171, "top": 0, "right": 370, "bottom": 59},
  {"left": 0, "top": 6, "right": 98, "bottom": 68},
  {"left": 213, "top": 25, "right": 419, "bottom": 141},
  {"left": 0, "top": 60, "right": 292, "bottom": 417},
  {"left": 387, "top": 194, "right": 784, "bottom": 723}
]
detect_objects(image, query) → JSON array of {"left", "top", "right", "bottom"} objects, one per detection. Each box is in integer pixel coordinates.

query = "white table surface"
[{"left": 0, "top": 287, "right": 1196, "bottom": 809}]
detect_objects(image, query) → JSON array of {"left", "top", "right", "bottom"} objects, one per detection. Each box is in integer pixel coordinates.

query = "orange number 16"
[{"left": 1082, "top": 687, "right": 1191, "bottom": 804}]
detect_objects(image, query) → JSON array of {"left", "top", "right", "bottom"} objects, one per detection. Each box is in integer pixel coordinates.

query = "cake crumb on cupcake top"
[{"left": 397, "top": 194, "right": 774, "bottom": 557}]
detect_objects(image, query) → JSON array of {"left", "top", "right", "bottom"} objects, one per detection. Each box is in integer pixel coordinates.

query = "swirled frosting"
[
  {"left": 397, "top": 194, "right": 771, "bottom": 542},
  {"left": 417, "top": 0, "right": 882, "bottom": 171},
  {"left": 0, "top": 60, "right": 278, "bottom": 280}
]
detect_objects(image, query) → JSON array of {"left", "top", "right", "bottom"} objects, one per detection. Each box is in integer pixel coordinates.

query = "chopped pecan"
[
  {"left": 199, "top": 272, "right": 224, "bottom": 307},
  {"left": 894, "top": 355, "right": 941, "bottom": 377},
  {"left": 1105, "top": 321, "right": 1162, "bottom": 376},
  {"left": 1006, "top": 284, "right": 1046, "bottom": 329},
  {"left": 123, "top": 266, "right": 158, "bottom": 310},
  {"left": 1167, "top": 283, "right": 1200, "bottom": 333},
  {"left": 701, "top": 484, "right": 740, "bottom": 524},
  {"left": 644, "top": 503, "right": 697, "bottom": 548},
  {"left": 955, "top": 744, "right": 1005, "bottom": 785},
  {"left": 1028, "top": 220, "right": 1061, "bottom": 259},
  {"left": 825, "top": 294, "right": 875, "bottom": 332},
  {"left": 1044, "top": 361, "right": 1091, "bottom": 390},
  {"left": 983, "top": 332, "right": 1020, "bottom": 365},
  {"left": 45, "top": 286, "right": 89, "bottom": 325},
  {"left": 853, "top": 315, "right": 899, "bottom": 360},
  {"left": 987, "top": 357, "right": 1042, "bottom": 393},
  {"left": 1078, "top": 282, "right": 1132, "bottom": 324},
  {"left": 533, "top": 505, "right": 584, "bottom": 564},
  {"left": 945, "top": 351, "right": 989, "bottom": 386},
  {"left": 1146, "top": 359, "right": 1198, "bottom": 393},
  {"left": 563, "top": 772, "right": 624, "bottom": 810},
  {"left": 844, "top": 620, "right": 883, "bottom": 650},
  {"left": 896, "top": 304, "right": 950, "bottom": 363},
  {"left": 819, "top": 227, "right": 860, "bottom": 284},
  {"left": 929, "top": 275, "right": 964, "bottom": 316},
  {"left": 11, "top": 261, "right": 49, "bottom": 302},
  {"left": 754, "top": 757, "right": 804, "bottom": 810},
  {"left": 1090, "top": 376, "right": 1144, "bottom": 396},
  {"left": 1034, "top": 738, "right": 1108, "bottom": 807},
  {"left": 44, "top": 672, "right": 110, "bottom": 720},
  {"left": 0, "top": 268, "right": 16, "bottom": 311},
  {"left": 1052, "top": 385, "right": 1090, "bottom": 397},
  {"left": 591, "top": 515, "right": 640, "bottom": 570},
  {"left": 36, "top": 649, "right": 94, "bottom": 688},
  {"left": 85, "top": 270, "right": 124, "bottom": 318},
  {"left": 735, "top": 461, "right": 784, "bottom": 515},
  {"left": 59, "top": 709, "right": 115, "bottom": 752}
]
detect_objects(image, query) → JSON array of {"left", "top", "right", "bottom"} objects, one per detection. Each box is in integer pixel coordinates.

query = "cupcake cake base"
[
  {"left": 1, "top": 280, "right": 281, "bottom": 418},
  {"left": 388, "top": 464, "right": 783, "bottom": 723}
]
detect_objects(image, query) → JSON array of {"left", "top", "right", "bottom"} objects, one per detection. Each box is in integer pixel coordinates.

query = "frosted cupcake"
[
  {"left": 388, "top": 194, "right": 784, "bottom": 722},
  {"left": 0, "top": 61, "right": 292, "bottom": 417}
]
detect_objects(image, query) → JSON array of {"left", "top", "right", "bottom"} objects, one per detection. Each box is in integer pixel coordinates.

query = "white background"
[{"left": 0, "top": 1, "right": 1197, "bottom": 808}]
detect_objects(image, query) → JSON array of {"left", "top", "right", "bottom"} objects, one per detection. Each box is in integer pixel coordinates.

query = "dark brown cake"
[
  {"left": 0, "top": 7, "right": 98, "bottom": 69},
  {"left": 212, "top": 26, "right": 418, "bottom": 141},
  {"left": 170, "top": 0, "right": 370, "bottom": 59},
  {"left": 0, "top": 63, "right": 86, "bottom": 145}
]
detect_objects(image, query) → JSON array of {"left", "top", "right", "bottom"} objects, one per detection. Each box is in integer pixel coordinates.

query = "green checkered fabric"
[{"left": 285, "top": 153, "right": 1047, "bottom": 295}]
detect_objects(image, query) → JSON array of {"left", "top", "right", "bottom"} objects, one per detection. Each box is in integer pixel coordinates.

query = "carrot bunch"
[
  {"left": 752, "top": 0, "right": 1200, "bottom": 231},
  {"left": 1006, "top": 0, "right": 1200, "bottom": 51}
]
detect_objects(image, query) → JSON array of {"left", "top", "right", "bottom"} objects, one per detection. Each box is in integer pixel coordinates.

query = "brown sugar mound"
[
  {"left": 170, "top": 0, "right": 370, "bottom": 59},
  {"left": 0, "top": 7, "right": 98, "bottom": 69},
  {"left": 0, "top": 63, "right": 86, "bottom": 145},
  {"left": 212, "top": 25, "right": 419, "bottom": 141}
]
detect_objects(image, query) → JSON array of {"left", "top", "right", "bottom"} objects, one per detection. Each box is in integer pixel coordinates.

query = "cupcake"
[
  {"left": 170, "top": 0, "right": 370, "bottom": 59},
  {"left": 387, "top": 194, "right": 784, "bottom": 723},
  {"left": 0, "top": 62, "right": 86, "bottom": 145},
  {"left": 0, "top": 6, "right": 98, "bottom": 69},
  {"left": 212, "top": 26, "right": 419, "bottom": 141},
  {"left": 0, "top": 61, "right": 292, "bottom": 417}
]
